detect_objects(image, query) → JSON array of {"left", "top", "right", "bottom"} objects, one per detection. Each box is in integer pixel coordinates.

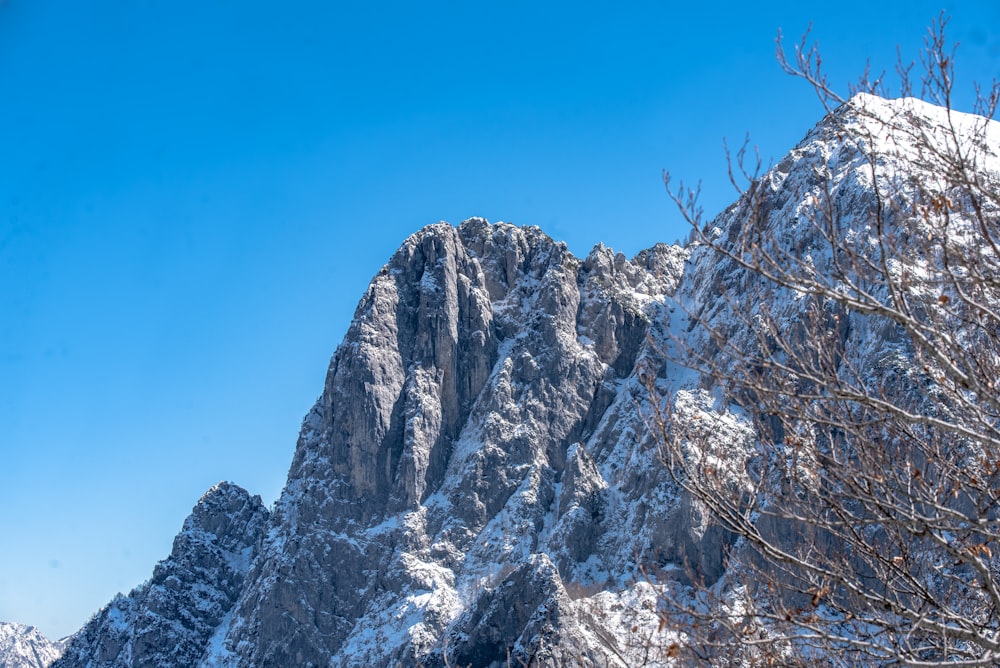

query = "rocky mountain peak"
[
  {"left": 198, "top": 216, "right": 693, "bottom": 667},
  {"left": 173, "top": 482, "right": 269, "bottom": 560},
  {"left": 53, "top": 483, "right": 268, "bottom": 668},
  {"left": 0, "top": 622, "right": 67, "bottom": 668}
]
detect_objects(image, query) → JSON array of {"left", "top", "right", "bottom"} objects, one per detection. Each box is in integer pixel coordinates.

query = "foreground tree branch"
[{"left": 656, "top": 16, "right": 1000, "bottom": 666}]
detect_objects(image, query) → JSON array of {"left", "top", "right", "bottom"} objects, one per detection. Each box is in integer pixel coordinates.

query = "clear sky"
[{"left": 1, "top": 0, "right": 997, "bottom": 640}]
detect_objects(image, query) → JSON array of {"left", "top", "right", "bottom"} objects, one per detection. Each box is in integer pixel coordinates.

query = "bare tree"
[{"left": 655, "top": 16, "right": 1000, "bottom": 666}]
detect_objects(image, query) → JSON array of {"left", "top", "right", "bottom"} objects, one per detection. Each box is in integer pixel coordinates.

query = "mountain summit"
[{"left": 51, "top": 95, "right": 1000, "bottom": 666}]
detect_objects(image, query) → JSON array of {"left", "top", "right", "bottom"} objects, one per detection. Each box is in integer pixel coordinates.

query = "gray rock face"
[
  {"left": 53, "top": 483, "right": 269, "bottom": 668},
  {"left": 447, "top": 554, "right": 580, "bottom": 667},
  {"left": 0, "top": 622, "right": 67, "bottom": 668},
  {"left": 206, "top": 220, "right": 693, "bottom": 667}
]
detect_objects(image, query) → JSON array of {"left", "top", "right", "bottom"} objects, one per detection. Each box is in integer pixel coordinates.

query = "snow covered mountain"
[
  {"left": 0, "top": 622, "right": 67, "bottom": 668},
  {"left": 51, "top": 94, "right": 1000, "bottom": 667}
]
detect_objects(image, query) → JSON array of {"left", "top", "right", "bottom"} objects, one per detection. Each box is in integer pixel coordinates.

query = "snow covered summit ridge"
[{"left": 0, "top": 622, "right": 67, "bottom": 668}]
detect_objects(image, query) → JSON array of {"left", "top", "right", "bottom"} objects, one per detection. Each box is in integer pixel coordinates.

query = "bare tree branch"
[{"left": 655, "top": 17, "right": 1000, "bottom": 666}]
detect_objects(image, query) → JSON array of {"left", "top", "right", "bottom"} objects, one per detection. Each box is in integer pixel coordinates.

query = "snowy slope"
[
  {"left": 662, "top": 93, "right": 1000, "bottom": 663},
  {"left": 0, "top": 622, "right": 66, "bottom": 668}
]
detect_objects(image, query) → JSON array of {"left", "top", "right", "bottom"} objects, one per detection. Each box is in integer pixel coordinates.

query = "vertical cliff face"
[
  {"left": 53, "top": 483, "right": 269, "bottom": 668},
  {"left": 207, "top": 219, "right": 696, "bottom": 667}
]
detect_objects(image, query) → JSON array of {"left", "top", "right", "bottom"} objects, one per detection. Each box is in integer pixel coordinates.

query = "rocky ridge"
[
  {"left": 0, "top": 622, "right": 67, "bottom": 668},
  {"left": 53, "top": 483, "right": 268, "bottom": 668}
]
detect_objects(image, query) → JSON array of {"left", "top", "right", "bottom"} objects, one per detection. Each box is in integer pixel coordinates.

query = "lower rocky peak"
[{"left": 53, "top": 483, "right": 269, "bottom": 668}]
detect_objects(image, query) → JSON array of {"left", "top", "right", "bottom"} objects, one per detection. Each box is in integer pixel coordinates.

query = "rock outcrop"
[{"left": 53, "top": 483, "right": 268, "bottom": 668}]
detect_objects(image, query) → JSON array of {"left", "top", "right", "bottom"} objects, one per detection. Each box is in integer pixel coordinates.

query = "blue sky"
[{"left": 1, "top": 0, "right": 998, "bottom": 640}]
